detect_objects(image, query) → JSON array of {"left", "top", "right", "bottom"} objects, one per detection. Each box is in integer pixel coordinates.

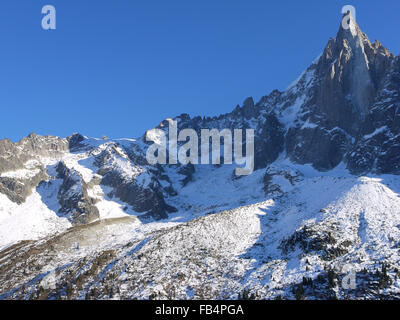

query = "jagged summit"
[
  {"left": 266, "top": 14, "right": 398, "bottom": 172},
  {"left": 328, "top": 13, "right": 394, "bottom": 116}
]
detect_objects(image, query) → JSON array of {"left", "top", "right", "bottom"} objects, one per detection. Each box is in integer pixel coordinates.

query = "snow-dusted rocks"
[{"left": 56, "top": 161, "right": 100, "bottom": 225}]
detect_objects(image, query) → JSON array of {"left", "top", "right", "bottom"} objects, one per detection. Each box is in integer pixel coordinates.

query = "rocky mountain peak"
[
  {"left": 301, "top": 14, "right": 394, "bottom": 133},
  {"left": 269, "top": 14, "right": 399, "bottom": 173}
]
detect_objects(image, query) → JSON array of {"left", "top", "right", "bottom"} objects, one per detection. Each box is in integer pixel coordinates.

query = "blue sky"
[{"left": 0, "top": 0, "right": 399, "bottom": 141}]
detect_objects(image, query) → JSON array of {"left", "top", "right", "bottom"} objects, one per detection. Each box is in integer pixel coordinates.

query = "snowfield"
[{"left": 0, "top": 189, "right": 71, "bottom": 250}]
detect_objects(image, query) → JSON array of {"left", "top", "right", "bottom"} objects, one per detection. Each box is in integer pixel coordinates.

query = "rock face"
[
  {"left": 0, "top": 134, "right": 69, "bottom": 205},
  {"left": 0, "top": 134, "right": 68, "bottom": 174},
  {"left": 56, "top": 162, "right": 100, "bottom": 225},
  {"left": 93, "top": 143, "right": 177, "bottom": 220},
  {"left": 0, "top": 167, "right": 48, "bottom": 204},
  {"left": 281, "top": 14, "right": 399, "bottom": 173}
]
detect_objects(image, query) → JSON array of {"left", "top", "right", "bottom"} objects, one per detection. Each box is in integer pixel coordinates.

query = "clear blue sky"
[{"left": 0, "top": 0, "right": 399, "bottom": 141}]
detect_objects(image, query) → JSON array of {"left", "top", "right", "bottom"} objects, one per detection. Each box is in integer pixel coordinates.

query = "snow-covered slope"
[{"left": 2, "top": 169, "right": 400, "bottom": 300}]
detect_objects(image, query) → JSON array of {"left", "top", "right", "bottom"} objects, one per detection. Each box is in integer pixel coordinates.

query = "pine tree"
[
  {"left": 327, "top": 269, "right": 336, "bottom": 288},
  {"left": 295, "top": 284, "right": 304, "bottom": 300}
]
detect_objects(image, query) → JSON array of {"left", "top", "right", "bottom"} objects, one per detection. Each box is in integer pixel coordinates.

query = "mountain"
[{"left": 1, "top": 14, "right": 400, "bottom": 300}]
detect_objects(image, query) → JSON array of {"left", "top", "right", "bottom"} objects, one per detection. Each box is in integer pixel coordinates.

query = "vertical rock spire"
[{"left": 311, "top": 12, "right": 394, "bottom": 133}]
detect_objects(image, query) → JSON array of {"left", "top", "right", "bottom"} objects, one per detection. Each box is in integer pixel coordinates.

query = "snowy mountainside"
[
  {"left": 1, "top": 14, "right": 400, "bottom": 300},
  {"left": 2, "top": 169, "right": 400, "bottom": 299}
]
